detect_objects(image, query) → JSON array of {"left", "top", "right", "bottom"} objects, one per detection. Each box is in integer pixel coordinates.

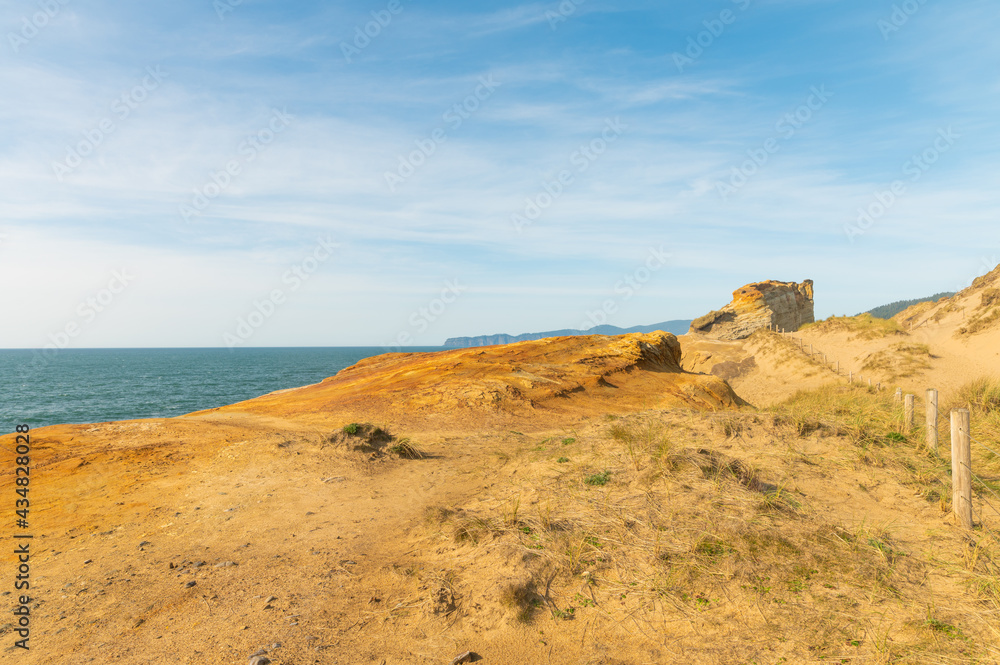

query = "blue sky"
[{"left": 0, "top": 0, "right": 997, "bottom": 348}]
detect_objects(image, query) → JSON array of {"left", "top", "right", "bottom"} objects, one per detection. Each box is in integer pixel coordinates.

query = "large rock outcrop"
[
  {"left": 689, "top": 280, "right": 814, "bottom": 340},
  {"left": 216, "top": 331, "right": 745, "bottom": 422}
]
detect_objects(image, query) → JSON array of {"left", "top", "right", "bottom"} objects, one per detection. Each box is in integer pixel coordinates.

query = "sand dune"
[{"left": 3, "top": 285, "right": 1000, "bottom": 664}]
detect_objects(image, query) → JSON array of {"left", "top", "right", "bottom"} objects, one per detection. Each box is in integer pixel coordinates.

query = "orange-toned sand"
[
  {"left": 2, "top": 296, "right": 999, "bottom": 664},
  {"left": 0, "top": 333, "right": 741, "bottom": 664}
]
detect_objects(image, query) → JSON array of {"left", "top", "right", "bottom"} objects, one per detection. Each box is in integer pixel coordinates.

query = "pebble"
[
  {"left": 184, "top": 581, "right": 196, "bottom": 588},
  {"left": 451, "top": 652, "right": 474, "bottom": 665},
  {"left": 248, "top": 657, "right": 270, "bottom": 665},
  {"left": 138, "top": 541, "right": 152, "bottom": 548},
  {"left": 214, "top": 561, "right": 238, "bottom": 568}
]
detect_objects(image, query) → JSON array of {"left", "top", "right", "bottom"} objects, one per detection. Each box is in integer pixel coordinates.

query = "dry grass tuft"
[
  {"left": 860, "top": 342, "right": 933, "bottom": 381},
  {"left": 956, "top": 377, "right": 1000, "bottom": 413},
  {"left": 981, "top": 287, "right": 1000, "bottom": 309},
  {"left": 958, "top": 307, "right": 1000, "bottom": 335},
  {"left": 499, "top": 578, "right": 542, "bottom": 623},
  {"left": 606, "top": 417, "right": 677, "bottom": 471},
  {"left": 388, "top": 437, "right": 426, "bottom": 459},
  {"left": 801, "top": 313, "right": 905, "bottom": 340},
  {"left": 416, "top": 391, "right": 1000, "bottom": 662}
]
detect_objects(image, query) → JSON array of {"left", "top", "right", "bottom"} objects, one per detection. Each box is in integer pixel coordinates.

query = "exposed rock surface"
[
  {"left": 214, "top": 331, "right": 745, "bottom": 423},
  {"left": 689, "top": 280, "right": 814, "bottom": 340}
]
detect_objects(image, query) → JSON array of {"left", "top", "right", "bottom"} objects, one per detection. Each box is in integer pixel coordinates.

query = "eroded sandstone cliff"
[
  {"left": 209, "top": 331, "right": 745, "bottom": 424},
  {"left": 689, "top": 279, "right": 815, "bottom": 340}
]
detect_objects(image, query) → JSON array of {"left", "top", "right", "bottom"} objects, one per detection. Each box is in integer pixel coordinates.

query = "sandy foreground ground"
[
  {"left": 0, "top": 334, "right": 741, "bottom": 664},
  {"left": 3, "top": 273, "right": 1000, "bottom": 664}
]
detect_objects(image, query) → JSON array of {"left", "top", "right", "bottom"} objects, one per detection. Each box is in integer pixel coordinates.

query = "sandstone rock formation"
[
  {"left": 689, "top": 279, "right": 814, "bottom": 340},
  {"left": 0, "top": 331, "right": 745, "bottom": 664},
  {"left": 215, "top": 331, "right": 745, "bottom": 423}
]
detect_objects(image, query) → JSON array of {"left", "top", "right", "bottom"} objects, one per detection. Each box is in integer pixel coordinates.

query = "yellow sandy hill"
[
  {"left": 0, "top": 332, "right": 743, "bottom": 665},
  {"left": 678, "top": 263, "right": 1000, "bottom": 406},
  {"left": 3, "top": 305, "right": 1000, "bottom": 664},
  {"left": 200, "top": 331, "right": 743, "bottom": 426}
]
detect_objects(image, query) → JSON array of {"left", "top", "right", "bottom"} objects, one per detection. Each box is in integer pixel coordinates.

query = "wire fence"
[
  {"left": 770, "top": 320, "right": 1000, "bottom": 531},
  {"left": 772, "top": 326, "right": 884, "bottom": 390}
]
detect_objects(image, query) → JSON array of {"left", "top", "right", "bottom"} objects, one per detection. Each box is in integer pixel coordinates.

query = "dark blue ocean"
[{"left": 0, "top": 347, "right": 442, "bottom": 428}]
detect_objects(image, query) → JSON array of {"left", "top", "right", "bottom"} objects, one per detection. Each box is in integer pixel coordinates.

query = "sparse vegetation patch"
[
  {"left": 860, "top": 342, "right": 932, "bottom": 381},
  {"left": 958, "top": 306, "right": 1000, "bottom": 335},
  {"left": 583, "top": 470, "right": 611, "bottom": 486},
  {"left": 800, "top": 313, "right": 905, "bottom": 340}
]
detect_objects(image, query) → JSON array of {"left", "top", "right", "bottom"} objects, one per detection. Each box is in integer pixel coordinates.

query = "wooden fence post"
[
  {"left": 895, "top": 387, "right": 902, "bottom": 402},
  {"left": 849, "top": 371, "right": 853, "bottom": 383},
  {"left": 904, "top": 394, "right": 914, "bottom": 434},
  {"left": 926, "top": 389, "right": 938, "bottom": 453},
  {"left": 951, "top": 409, "right": 973, "bottom": 528}
]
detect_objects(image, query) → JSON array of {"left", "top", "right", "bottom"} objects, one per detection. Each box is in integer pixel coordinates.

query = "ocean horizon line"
[{"left": 0, "top": 345, "right": 448, "bottom": 351}]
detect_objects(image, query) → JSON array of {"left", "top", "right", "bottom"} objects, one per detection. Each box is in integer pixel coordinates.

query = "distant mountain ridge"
[
  {"left": 862, "top": 293, "right": 955, "bottom": 320},
  {"left": 443, "top": 320, "right": 694, "bottom": 348}
]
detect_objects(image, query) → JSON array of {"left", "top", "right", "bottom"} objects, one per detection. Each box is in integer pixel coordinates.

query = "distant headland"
[{"left": 442, "top": 319, "right": 693, "bottom": 348}]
